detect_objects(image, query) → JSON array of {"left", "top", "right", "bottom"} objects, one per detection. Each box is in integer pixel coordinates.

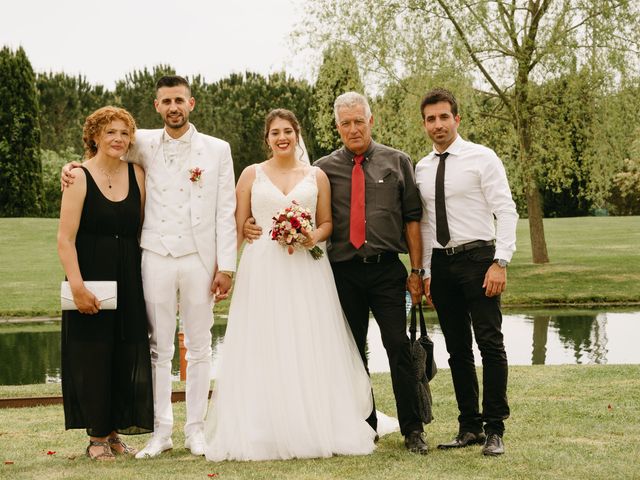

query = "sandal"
[
  {"left": 86, "top": 440, "right": 116, "bottom": 461},
  {"left": 108, "top": 436, "right": 139, "bottom": 456}
]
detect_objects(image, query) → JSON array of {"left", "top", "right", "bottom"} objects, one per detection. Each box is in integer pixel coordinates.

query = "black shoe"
[
  {"left": 374, "top": 434, "right": 380, "bottom": 443},
  {"left": 482, "top": 433, "right": 505, "bottom": 456},
  {"left": 404, "top": 431, "right": 428, "bottom": 455},
  {"left": 438, "top": 431, "right": 486, "bottom": 449}
]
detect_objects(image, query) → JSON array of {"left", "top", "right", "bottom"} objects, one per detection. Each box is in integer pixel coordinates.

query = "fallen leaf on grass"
[
  {"left": 607, "top": 404, "right": 613, "bottom": 411},
  {"left": 47, "top": 451, "right": 56, "bottom": 455},
  {"left": 4, "top": 461, "right": 14, "bottom": 465},
  {"left": 207, "top": 474, "right": 219, "bottom": 478}
]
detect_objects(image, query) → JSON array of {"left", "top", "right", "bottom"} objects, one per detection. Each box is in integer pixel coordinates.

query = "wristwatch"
[
  {"left": 219, "top": 270, "right": 234, "bottom": 279},
  {"left": 493, "top": 259, "right": 509, "bottom": 268},
  {"left": 410, "top": 268, "right": 426, "bottom": 277}
]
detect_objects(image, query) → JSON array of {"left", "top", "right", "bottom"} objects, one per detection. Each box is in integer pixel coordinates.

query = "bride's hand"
[{"left": 299, "top": 228, "right": 317, "bottom": 249}]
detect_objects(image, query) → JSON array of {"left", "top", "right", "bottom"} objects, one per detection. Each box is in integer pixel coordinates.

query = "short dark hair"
[
  {"left": 155, "top": 75, "right": 191, "bottom": 94},
  {"left": 420, "top": 88, "right": 458, "bottom": 119}
]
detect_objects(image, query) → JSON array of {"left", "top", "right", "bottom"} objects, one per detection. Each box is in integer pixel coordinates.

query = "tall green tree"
[
  {"left": 37, "top": 72, "right": 112, "bottom": 154},
  {"left": 299, "top": 0, "right": 640, "bottom": 263},
  {"left": 373, "top": 69, "right": 480, "bottom": 163},
  {"left": 0, "top": 46, "right": 42, "bottom": 216},
  {"left": 312, "top": 44, "right": 364, "bottom": 158},
  {"left": 206, "top": 71, "right": 315, "bottom": 175}
]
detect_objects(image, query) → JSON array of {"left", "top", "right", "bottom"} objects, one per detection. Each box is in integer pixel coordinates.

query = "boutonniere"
[{"left": 189, "top": 167, "right": 204, "bottom": 187}]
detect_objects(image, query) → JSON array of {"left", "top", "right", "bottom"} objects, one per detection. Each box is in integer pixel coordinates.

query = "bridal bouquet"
[{"left": 270, "top": 201, "right": 324, "bottom": 260}]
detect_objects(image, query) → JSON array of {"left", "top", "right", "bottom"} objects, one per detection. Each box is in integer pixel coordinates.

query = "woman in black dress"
[{"left": 57, "top": 106, "right": 153, "bottom": 461}]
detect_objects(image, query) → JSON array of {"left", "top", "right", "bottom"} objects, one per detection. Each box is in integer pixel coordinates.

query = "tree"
[
  {"left": 206, "top": 72, "right": 316, "bottom": 175},
  {"left": 299, "top": 0, "right": 640, "bottom": 263},
  {"left": 40, "top": 148, "right": 81, "bottom": 217},
  {"left": 312, "top": 44, "right": 364, "bottom": 158},
  {"left": 372, "top": 70, "right": 480, "bottom": 164},
  {"left": 0, "top": 46, "right": 42, "bottom": 216},
  {"left": 37, "top": 72, "right": 113, "bottom": 154},
  {"left": 114, "top": 65, "right": 175, "bottom": 129}
]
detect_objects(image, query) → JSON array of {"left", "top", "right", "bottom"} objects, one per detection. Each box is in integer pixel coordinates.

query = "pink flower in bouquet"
[{"left": 270, "top": 200, "right": 324, "bottom": 260}]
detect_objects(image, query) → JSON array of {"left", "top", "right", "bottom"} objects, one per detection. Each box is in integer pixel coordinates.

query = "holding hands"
[{"left": 211, "top": 271, "right": 233, "bottom": 303}]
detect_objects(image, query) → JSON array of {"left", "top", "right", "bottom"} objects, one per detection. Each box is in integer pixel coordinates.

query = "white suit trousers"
[{"left": 142, "top": 250, "right": 214, "bottom": 439}]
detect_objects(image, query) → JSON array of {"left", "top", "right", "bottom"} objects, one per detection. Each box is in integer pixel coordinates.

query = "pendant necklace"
[{"left": 98, "top": 165, "right": 121, "bottom": 189}]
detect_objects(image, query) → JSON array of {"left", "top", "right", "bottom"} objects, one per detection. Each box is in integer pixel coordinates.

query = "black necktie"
[{"left": 435, "top": 152, "right": 450, "bottom": 246}]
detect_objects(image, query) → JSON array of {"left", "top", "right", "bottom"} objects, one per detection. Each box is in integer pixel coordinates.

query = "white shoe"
[
  {"left": 134, "top": 436, "right": 173, "bottom": 459},
  {"left": 184, "top": 431, "right": 206, "bottom": 456}
]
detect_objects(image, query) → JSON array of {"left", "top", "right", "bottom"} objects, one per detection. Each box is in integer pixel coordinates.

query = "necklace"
[{"left": 97, "top": 164, "right": 121, "bottom": 189}]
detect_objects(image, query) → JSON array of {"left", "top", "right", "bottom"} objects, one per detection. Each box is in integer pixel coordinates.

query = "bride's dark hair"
[{"left": 264, "top": 109, "right": 303, "bottom": 159}]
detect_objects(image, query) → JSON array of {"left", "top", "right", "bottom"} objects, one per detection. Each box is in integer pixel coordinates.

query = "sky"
[{"left": 1, "top": 0, "right": 313, "bottom": 89}]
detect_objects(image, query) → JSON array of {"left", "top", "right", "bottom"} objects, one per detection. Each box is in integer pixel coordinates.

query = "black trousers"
[
  {"left": 331, "top": 256, "right": 422, "bottom": 436},
  {"left": 430, "top": 245, "right": 510, "bottom": 436}
]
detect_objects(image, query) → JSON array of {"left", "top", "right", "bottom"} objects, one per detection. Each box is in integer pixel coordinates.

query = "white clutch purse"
[{"left": 60, "top": 281, "right": 118, "bottom": 311}]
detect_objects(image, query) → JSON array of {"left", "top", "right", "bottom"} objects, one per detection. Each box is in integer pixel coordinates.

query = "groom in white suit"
[{"left": 128, "top": 76, "right": 237, "bottom": 458}]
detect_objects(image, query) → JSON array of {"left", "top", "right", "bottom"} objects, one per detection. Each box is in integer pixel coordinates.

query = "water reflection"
[
  {"left": 350, "top": 310, "right": 636, "bottom": 373},
  {"left": 0, "top": 330, "right": 60, "bottom": 385},
  {"left": 0, "top": 310, "right": 638, "bottom": 385}
]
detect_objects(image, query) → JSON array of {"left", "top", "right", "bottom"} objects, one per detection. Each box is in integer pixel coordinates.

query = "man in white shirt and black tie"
[{"left": 415, "top": 88, "right": 518, "bottom": 456}]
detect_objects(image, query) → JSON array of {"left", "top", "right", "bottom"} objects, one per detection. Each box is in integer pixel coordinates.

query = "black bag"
[
  {"left": 409, "top": 303, "right": 437, "bottom": 424},
  {"left": 410, "top": 304, "right": 438, "bottom": 381}
]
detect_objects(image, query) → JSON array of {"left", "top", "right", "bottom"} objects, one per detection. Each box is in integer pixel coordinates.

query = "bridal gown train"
[{"left": 204, "top": 164, "right": 392, "bottom": 461}]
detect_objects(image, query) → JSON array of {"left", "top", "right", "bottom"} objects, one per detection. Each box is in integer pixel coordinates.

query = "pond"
[{"left": 0, "top": 309, "right": 638, "bottom": 385}]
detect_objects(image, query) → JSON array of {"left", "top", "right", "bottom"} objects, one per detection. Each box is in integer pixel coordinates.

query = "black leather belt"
[
  {"left": 352, "top": 252, "right": 399, "bottom": 264},
  {"left": 433, "top": 239, "right": 495, "bottom": 256}
]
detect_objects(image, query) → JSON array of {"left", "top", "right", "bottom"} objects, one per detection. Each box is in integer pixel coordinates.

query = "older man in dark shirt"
[
  {"left": 244, "top": 92, "right": 427, "bottom": 453},
  {"left": 316, "top": 92, "right": 426, "bottom": 454}
]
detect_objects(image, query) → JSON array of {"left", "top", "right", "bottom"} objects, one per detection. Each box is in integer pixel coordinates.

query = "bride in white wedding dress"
[{"left": 203, "top": 109, "right": 396, "bottom": 462}]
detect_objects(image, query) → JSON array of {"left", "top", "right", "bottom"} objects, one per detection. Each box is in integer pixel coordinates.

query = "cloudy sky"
[{"left": 1, "top": 0, "right": 312, "bottom": 88}]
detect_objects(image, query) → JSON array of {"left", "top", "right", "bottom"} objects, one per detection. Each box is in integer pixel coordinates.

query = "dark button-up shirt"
[{"left": 315, "top": 141, "right": 422, "bottom": 262}]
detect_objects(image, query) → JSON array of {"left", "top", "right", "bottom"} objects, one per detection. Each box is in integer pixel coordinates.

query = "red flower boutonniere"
[{"left": 189, "top": 167, "right": 204, "bottom": 187}]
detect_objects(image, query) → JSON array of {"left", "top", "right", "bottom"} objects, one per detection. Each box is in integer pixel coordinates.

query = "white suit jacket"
[{"left": 128, "top": 125, "right": 237, "bottom": 276}]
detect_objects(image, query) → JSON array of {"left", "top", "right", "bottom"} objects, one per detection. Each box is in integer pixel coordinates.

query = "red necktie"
[{"left": 350, "top": 154, "right": 366, "bottom": 249}]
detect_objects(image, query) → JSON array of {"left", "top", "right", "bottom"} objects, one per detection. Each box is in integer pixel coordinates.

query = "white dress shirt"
[
  {"left": 162, "top": 124, "right": 194, "bottom": 172},
  {"left": 415, "top": 135, "right": 518, "bottom": 276}
]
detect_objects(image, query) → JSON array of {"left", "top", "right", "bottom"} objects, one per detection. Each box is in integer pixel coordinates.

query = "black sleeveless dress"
[{"left": 61, "top": 163, "right": 153, "bottom": 437}]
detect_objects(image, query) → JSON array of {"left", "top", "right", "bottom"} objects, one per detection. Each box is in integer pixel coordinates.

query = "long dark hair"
[{"left": 263, "top": 109, "right": 305, "bottom": 162}]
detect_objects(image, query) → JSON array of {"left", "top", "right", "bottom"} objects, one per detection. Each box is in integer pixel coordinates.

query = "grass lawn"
[
  {"left": 1, "top": 216, "right": 639, "bottom": 316},
  {"left": 1, "top": 365, "right": 639, "bottom": 479},
  {"left": 0, "top": 218, "right": 230, "bottom": 317}
]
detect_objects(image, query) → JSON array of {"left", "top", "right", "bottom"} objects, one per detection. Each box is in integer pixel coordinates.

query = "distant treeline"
[{"left": 2, "top": 46, "right": 640, "bottom": 219}]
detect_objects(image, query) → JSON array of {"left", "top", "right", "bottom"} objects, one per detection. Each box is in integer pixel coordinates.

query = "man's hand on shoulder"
[{"left": 60, "top": 161, "right": 83, "bottom": 191}]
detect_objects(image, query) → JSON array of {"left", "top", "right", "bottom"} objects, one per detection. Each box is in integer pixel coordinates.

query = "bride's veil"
[{"left": 297, "top": 135, "right": 311, "bottom": 165}]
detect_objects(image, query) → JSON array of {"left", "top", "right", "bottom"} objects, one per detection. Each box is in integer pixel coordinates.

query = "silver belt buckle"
[
  {"left": 363, "top": 254, "right": 381, "bottom": 264},
  {"left": 445, "top": 246, "right": 456, "bottom": 256}
]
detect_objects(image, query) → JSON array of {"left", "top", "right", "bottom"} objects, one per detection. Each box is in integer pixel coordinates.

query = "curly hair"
[{"left": 82, "top": 106, "right": 137, "bottom": 159}]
